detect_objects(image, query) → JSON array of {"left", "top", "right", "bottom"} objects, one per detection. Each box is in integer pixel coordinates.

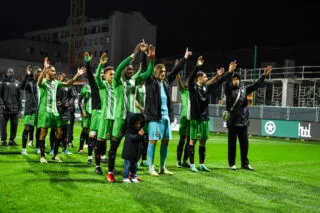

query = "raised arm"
[
  {"left": 95, "top": 53, "right": 108, "bottom": 89},
  {"left": 62, "top": 67, "right": 86, "bottom": 87},
  {"left": 167, "top": 48, "right": 192, "bottom": 84},
  {"left": 139, "top": 39, "right": 148, "bottom": 73},
  {"left": 84, "top": 52, "right": 96, "bottom": 88},
  {"left": 188, "top": 56, "right": 203, "bottom": 90},
  {"left": 223, "top": 61, "right": 238, "bottom": 97},
  {"left": 38, "top": 57, "right": 49, "bottom": 86},
  {"left": 174, "top": 59, "right": 184, "bottom": 90},
  {"left": 20, "top": 65, "right": 31, "bottom": 90},
  {"left": 114, "top": 43, "right": 141, "bottom": 85},
  {"left": 135, "top": 44, "right": 155, "bottom": 85},
  {"left": 246, "top": 65, "right": 272, "bottom": 94},
  {"left": 206, "top": 68, "right": 225, "bottom": 86}
]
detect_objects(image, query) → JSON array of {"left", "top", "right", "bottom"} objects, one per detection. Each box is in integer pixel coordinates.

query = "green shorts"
[
  {"left": 81, "top": 113, "right": 92, "bottom": 128},
  {"left": 24, "top": 114, "right": 38, "bottom": 127},
  {"left": 179, "top": 117, "right": 190, "bottom": 136},
  {"left": 98, "top": 119, "right": 114, "bottom": 140},
  {"left": 90, "top": 109, "right": 101, "bottom": 131},
  {"left": 37, "top": 112, "right": 65, "bottom": 129},
  {"left": 190, "top": 120, "right": 209, "bottom": 140},
  {"left": 112, "top": 118, "right": 126, "bottom": 139}
]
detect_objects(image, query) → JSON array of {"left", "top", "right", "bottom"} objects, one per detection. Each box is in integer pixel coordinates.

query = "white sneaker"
[
  {"left": 241, "top": 164, "right": 254, "bottom": 170},
  {"left": 21, "top": 150, "right": 28, "bottom": 155},
  {"left": 230, "top": 165, "right": 237, "bottom": 170},
  {"left": 149, "top": 166, "right": 159, "bottom": 176},
  {"left": 123, "top": 178, "right": 131, "bottom": 183},
  {"left": 28, "top": 141, "right": 33, "bottom": 147},
  {"left": 190, "top": 164, "right": 198, "bottom": 172},
  {"left": 40, "top": 157, "right": 48, "bottom": 164},
  {"left": 159, "top": 167, "right": 174, "bottom": 175},
  {"left": 131, "top": 178, "right": 139, "bottom": 183},
  {"left": 52, "top": 155, "right": 63, "bottom": 163}
]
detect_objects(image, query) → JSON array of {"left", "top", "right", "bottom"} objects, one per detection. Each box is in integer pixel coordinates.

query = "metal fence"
[{"left": 173, "top": 104, "right": 320, "bottom": 122}]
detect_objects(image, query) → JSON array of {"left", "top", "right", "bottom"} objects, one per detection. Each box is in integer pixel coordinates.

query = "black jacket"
[
  {"left": 85, "top": 61, "right": 101, "bottom": 110},
  {"left": 57, "top": 85, "right": 76, "bottom": 120},
  {"left": 189, "top": 67, "right": 232, "bottom": 121},
  {"left": 0, "top": 77, "right": 21, "bottom": 114},
  {"left": 20, "top": 74, "right": 38, "bottom": 115},
  {"left": 224, "top": 72, "right": 266, "bottom": 127},
  {"left": 121, "top": 112, "right": 145, "bottom": 160},
  {"left": 144, "top": 58, "right": 186, "bottom": 122}
]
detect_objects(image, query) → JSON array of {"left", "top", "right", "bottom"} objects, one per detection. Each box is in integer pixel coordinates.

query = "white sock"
[
  {"left": 22, "top": 148, "right": 26, "bottom": 152},
  {"left": 88, "top": 156, "right": 92, "bottom": 160},
  {"left": 101, "top": 155, "right": 106, "bottom": 159}
]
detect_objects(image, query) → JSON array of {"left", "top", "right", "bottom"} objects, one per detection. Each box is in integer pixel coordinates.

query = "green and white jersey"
[
  {"left": 179, "top": 88, "right": 190, "bottom": 120},
  {"left": 134, "top": 84, "right": 146, "bottom": 113},
  {"left": 38, "top": 79, "right": 62, "bottom": 116},
  {"left": 79, "top": 84, "right": 92, "bottom": 114},
  {"left": 95, "top": 64, "right": 116, "bottom": 120},
  {"left": 114, "top": 77, "right": 135, "bottom": 119},
  {"left": 113, "top": 56, "right": 154, "bottom": 120}
]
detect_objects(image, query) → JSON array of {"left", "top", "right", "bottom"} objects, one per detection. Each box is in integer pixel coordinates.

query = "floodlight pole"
[{"left": 253, "top": 45, "right": 258, "bottom": 81}]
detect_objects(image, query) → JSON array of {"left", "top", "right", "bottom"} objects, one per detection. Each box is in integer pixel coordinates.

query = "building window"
[
  {"left": 84, "top": 40, "right": 87, "bottom": 46},
  {"left": 94, "top": 38, "right": 98, "bottom": 45},
  {"left": 89, "top": 39, "right": 92, "bottom": 46}
]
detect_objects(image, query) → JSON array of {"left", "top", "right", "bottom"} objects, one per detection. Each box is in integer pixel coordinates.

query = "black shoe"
[
  {"left": 2, "top": 141, "right": 7, "bottom": 146},
  {"left": 100, "top": 158, "right": 108, "bottom": 164},
  {"left": 8, "top": 140, "right": 18, "bottom": 146},
  {"left": 182, "top": 161, "right": 191, "bottom": 168},
  {"left": 241, "top": 164, "right": 254, "bottom": 170},
  {"left": 87, "top": 159, "right": 93, "bottom": 165},
  {"left": 95, "top": 167, "right": 103, "bottom": 175}
]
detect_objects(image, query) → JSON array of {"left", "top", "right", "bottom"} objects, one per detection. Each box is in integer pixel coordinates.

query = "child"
[{"left": 121, "top": 112, "right": 145, "bottom": 183}]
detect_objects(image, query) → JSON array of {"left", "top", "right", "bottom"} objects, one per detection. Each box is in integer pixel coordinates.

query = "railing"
[
  {"left": 238, "top": 66, "right": 320, "bottom": 80},
  {"left": 173, "top": 104, "right": 320, "bottom": 123}
]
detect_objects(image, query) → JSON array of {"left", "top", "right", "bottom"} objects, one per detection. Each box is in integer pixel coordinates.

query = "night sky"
[{"left": 1, "top": 0, "right": 320, "bottom": 59}]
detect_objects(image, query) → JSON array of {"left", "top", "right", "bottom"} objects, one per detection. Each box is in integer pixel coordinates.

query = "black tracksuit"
[
  {"left": 20, "top": 74, "right": 38, "bottom": 115},
  {"left": 144, "top": 58, "right": 186, "bottom": 123},
  {"left": 224, "top": 72, "right": 266, "bottom": 166},
  {"left": 56, "top": 85, "right": 76, "bottom": 144},
  {"left": 0, "top": 76, "right": 21, "bottom": 142}
]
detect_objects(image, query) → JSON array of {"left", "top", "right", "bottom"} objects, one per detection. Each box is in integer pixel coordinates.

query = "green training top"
[
  {"left": 96, "top": 64, "right": 116, "bottom": 120},
  {"left": 38, "top": 79, "right": 62, "bottom": 116}
]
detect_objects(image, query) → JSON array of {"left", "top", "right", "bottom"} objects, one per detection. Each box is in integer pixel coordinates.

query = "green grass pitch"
[{"left": 0, "top": 119, "right": 319, "bottom": 213}]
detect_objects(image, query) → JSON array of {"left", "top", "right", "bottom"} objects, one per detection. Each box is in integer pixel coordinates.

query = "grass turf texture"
[{"left": 0, "top": 119, "right": 319, "bottom": 213}]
